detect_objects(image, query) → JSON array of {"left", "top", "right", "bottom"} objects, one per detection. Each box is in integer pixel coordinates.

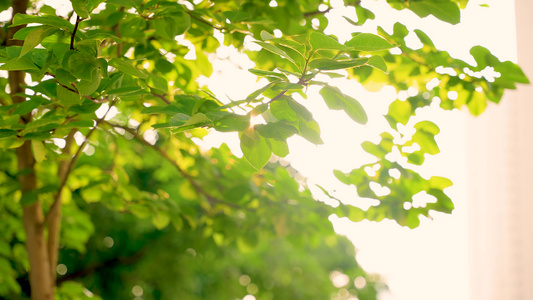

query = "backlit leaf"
[
  {"left": 109, "top": 57, "right": 149, "bottom": 79},
  {"left": 345, "top": 33, "right": 394, "bottom": 51},
  {"left": 309, "top": 32, "right": 347, "bottom": 51},
  {"left": 240, "top": 129, "right": 272, "bottom": 170},
  {"left": 319, "top": 86, "right": 367, "bottom": 124},
  {"left": 409, "top": 0, "right": 460, "bottom": 25}
]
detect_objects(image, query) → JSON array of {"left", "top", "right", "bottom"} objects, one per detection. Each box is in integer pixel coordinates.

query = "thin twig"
[
  {"left": 151, "top": 92, "right": 170, "bottom": 104},
  {"left": 188, "top": 12, "right": 227, "bottom": 31},
  {"left": 267, "top": 90, "right": 287, "bottom": 104},
  {"left": 268, "top": 59, "right": 311, "bottom": 104},
  {"left": 70, "top": 16, "right": 82, "bottom": 50}
]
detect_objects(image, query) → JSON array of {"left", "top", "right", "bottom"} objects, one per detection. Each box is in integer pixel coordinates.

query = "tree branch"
[
  {"left": 103, "top": 121, "right": 243, "bottom": 209},
  {"left": 46, "top": 129, "right": 75, "bottom": 285}
]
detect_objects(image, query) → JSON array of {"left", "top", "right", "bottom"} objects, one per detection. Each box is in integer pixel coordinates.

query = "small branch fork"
[{"left": 267, "top": 58, "right": 311, "bottom": 104}]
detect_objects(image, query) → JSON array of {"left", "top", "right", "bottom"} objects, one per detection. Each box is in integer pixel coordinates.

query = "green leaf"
[
  {"left": 466, "top": 90, "right": 487, "bottom": 116},
  {"left": 213, "top": 114, "right": 250, "bottom": 132},
  {"left": 152, "top": 211, "right": 170, "bottom": 229},
  {"left": 355, "top": 6, "right": 375, "bottom": 25},
  {"left": 308, "top": 57, "right": 368, "bottom": 70},
  {"left": 386, "top": 99, "right": 412, "bottom": 129},
  {"left": 0, "top": 129, "right": 18, "bottom": 138},
  {"left": 12, "top": 97, "right": 45, "bottom": 115},
  {"left": 20, "top": 26, "right": 56, "bottom": 57},
  {"left": 62, "top": 120, "right": 95, "bottom": 128},
  {"left": 71, "top": 0, "right": 91, "bottom": 19},
  {"left": 254, "top": 41, "right": 298, "bottom": 68},
  {"left": 23, "top": 131, "right": 52, "bottom": 140},
  {"left": 105, "top": 86, "right": 145, "bottom": 95},
  {"left": 260, "top": 30, "right": 275, "bottom": 40},
  {"left": 367, "top": 55, "right": 387, "bottom": 72},
  {"left": 130, "top": 204, "right": 151, "bottom": 218},
  {"left": 309, "top": 32, "right": 348, "bottom": 51},
  {"left": 409, "top": 0, "right": 460, "bottom": 25},
  {"left": 240, "top": 130, "right": 272, "bottom": 170},
  {"left": 68, "top": 52, "right": 98, "bottom": 80},
  {"left": 57, "top": 85, "right": 82, "bottom": 106},
  {"left": 11, "top": 14, "right": 75, "bottom": 32},
  {"left": 77, "top": 70, "right": 101, "bottom": 95},
  {"left": 319, "top": 86, "right": 367, "bottom": 124},
  {"left": 31, "top": 140, "right": 46, "bottom": 162},
  {"left": 265, "top": 138, "right": 289, "bottom": 157},
  {"left": 248, "top": 68, "right": 288, "bottom": 80},
  {"left": 272, "top": 82, "right": 303, "bottom": 91},
  {"left": 345, "top": 33, "right": 395, "bottom": 51},
  {"left": 256, "top": 122, "right": 298, "bottom": 140},
  {"left": 0, "top": 57, "right": 38, "bottom": 71},
  {"left": 109, "top": 57, "right": 149, "bottom": 79},
  {"left": 169, "top": 113, "right": 191, "bottom": 126},
  {"left": 141, "top": 105, "right": 184, "bottom": 115},
  {"left": 171, "top": 113, "right": 212, "bottom": 132},
  {"left": 429, "top": 176, "right": 453, "bottom": 190},
  {"left": 153, "top": 13, "right": 190, "bottom": 39},
  {"left": 298, "top": 118, "right": 323, "bottom": 144},
  {"left": 55, "top": 68, "right": 77, "bottom": 86},
  {"left": 70, "top": 100, "right": 100, "bottom": 114}
]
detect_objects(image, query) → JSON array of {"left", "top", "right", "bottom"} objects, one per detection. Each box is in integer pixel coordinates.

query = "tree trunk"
[{"left": 9, "top": 0, "right": 57, "bottom": 299}]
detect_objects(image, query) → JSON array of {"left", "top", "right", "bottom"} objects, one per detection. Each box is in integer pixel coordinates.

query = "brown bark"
[
  {"left": 9, "top": 0, "right": 56, "bottom": 299},
  {"left": 47, "top": 130, "right": 75, "bottom": 285}
]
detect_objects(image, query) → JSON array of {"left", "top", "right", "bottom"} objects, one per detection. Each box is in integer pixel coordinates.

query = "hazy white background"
[{"left": 201, "top": 1, "right": 517, "bottom": 299}]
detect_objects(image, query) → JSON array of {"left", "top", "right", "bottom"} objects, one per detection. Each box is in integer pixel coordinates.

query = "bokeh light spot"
[
  {"left": 239, "top": 275, "right": 251, "bottom": 286},
  {"left": 56, "top": 264, "right": 67, "bottom": 276}
]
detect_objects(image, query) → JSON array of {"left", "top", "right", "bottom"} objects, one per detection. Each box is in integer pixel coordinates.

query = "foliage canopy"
[{"left": 0, "top": 0, "right": 528, "bottom": 299}]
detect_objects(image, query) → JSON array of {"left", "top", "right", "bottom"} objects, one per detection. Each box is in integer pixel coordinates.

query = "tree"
[{"left": 0, "top": 0, "right": 528, "bottom": 299}]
